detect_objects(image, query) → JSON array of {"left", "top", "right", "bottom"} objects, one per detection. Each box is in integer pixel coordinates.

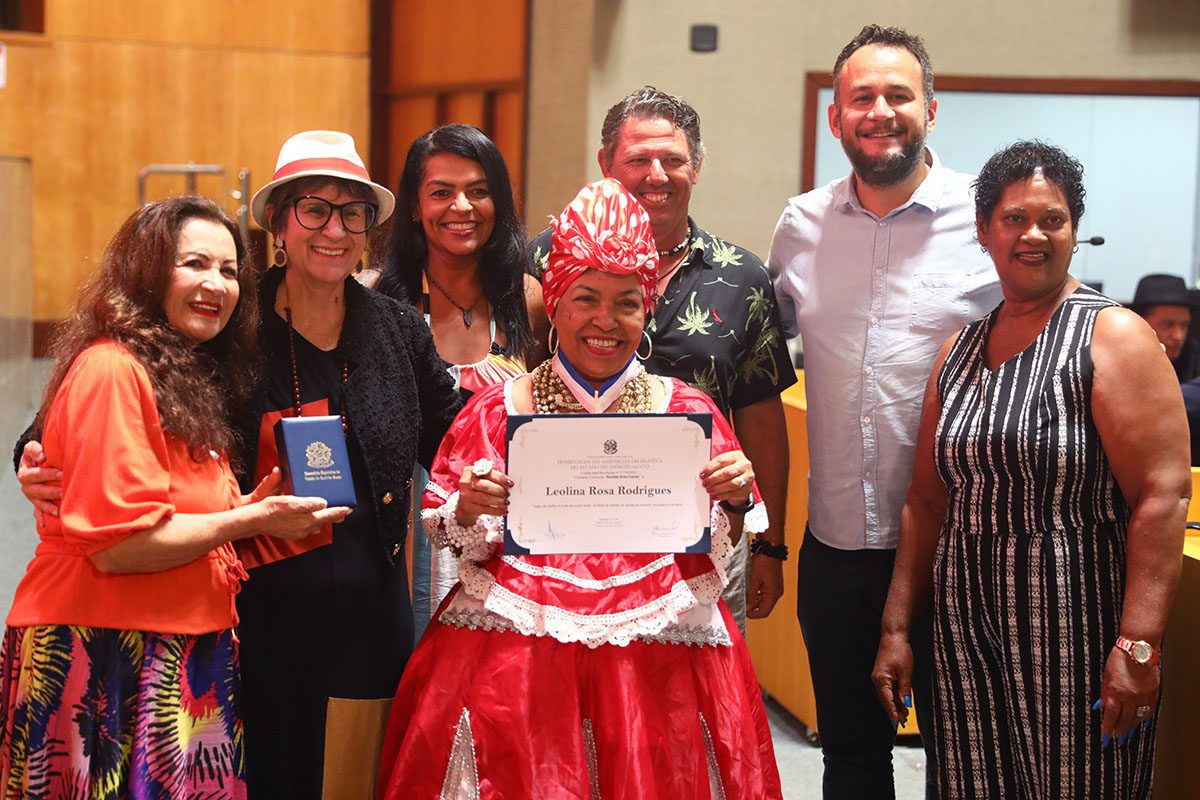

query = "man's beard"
[{"left": 841, "top": 124, "right": 928, "bottom": 188}]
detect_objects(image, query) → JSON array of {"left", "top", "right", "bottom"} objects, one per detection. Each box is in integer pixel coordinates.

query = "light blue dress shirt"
[{"left": 769, "top": 149, "right": 1002, "bottom": 550}]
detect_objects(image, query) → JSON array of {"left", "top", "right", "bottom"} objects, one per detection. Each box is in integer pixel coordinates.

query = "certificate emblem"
[
  {"left": 305, "top": 440, "right": 335, "bottom": 469},
  {"left": 603, "top": 439, "right": 618, "bottom": 455}
]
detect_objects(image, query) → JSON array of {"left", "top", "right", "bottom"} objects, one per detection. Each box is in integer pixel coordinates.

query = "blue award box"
[{"left": 273, "top": 415, "right": 357, "bottom": 507}]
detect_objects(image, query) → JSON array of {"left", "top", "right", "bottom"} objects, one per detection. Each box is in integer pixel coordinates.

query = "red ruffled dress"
[{"left": 379, "top": 375, "right": 782, "bottom": 800}]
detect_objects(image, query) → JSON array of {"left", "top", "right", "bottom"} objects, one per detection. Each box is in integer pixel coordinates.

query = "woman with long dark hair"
[
  {"left": 369, "top": 124, "right": 549, "bottom": 636},
  {"left": 373, "top": 123, "right": 547, "bottom": 388}
]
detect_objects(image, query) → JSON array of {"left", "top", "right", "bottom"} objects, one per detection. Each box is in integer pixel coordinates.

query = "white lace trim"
[
  {"left": 469, "top": 570, "right": 726, "bottom": 649},
  {"left": 498, "top": 553, "right": 676, "bottom": 589},
  {"left": 743, "top": 500, "right": 769, "bottom": 535},
  {"left": 426, "top": 480, "right": 452, "bottom": 502},
  {"left": 422, "top": 491, "right": 502, "bottom": 561},
  {"left": 439, "top": 601, "right": 732, "bottom": 648},
  {"left": 708, "top": 503, "right": 734, "bottom": 575},
  {"left": 443, "top": 501, "right": 736, "bottom": 648}
]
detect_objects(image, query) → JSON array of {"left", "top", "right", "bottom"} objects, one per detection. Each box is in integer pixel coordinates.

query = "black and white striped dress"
[{"left": 932, "top": 287, "right": 1157, "bottom": 799}]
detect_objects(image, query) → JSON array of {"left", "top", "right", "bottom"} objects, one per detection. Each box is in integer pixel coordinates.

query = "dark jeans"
[{"left": 796, "top": 530, "right": 937, "bottom": 800}]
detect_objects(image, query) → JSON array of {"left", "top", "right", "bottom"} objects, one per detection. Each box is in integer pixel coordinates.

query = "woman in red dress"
[{"left": 378, "top": 179, "right": 783, "bottom": 799}]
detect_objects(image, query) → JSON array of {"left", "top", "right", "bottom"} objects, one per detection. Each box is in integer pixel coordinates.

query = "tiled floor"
[
  {"left": 0, "top": 359, "right": 926, "bottom": 798},
  {"left": 767, "top": 698, "right": 927, "bottom": 798}
]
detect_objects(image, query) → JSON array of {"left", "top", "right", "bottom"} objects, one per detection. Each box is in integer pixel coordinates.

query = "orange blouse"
[{"left": 5, "top": 341, "right": 245, "bottom": 634}]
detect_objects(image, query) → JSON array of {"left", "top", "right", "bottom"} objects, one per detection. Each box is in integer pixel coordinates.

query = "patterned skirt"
[{"left": 0, "top": 625, "right": 244, "bottom": 800}]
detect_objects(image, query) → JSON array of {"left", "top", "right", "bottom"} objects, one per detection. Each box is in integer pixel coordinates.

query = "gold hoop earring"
[
  {"left": 548, "top": 325, "right": 559, "bottom": 356},
  {"left": 272, "top": 240, "right": 288, "bottom": 268},
  {"left": 636, "top": 330, "right": 653, "bottom": 361}
]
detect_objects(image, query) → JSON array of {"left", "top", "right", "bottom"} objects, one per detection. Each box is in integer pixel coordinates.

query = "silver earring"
[
  {"left": 636, "top": 330, "right": 653, "bottom": 361},
  {"left": 548, "top": 325, "right": 559, "bottom": 356}
]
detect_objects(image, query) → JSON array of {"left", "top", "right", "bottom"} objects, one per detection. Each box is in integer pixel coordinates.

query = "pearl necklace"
[{"left": 532, "top": 361, "right": 654, "bottom": 414}]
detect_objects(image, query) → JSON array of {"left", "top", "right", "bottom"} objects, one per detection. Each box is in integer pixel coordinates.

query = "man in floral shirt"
[{"left": 530, "top": 86, "right": 796, "bottom": 629}]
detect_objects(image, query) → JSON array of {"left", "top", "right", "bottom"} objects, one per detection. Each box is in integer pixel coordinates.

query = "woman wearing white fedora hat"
[{"left": 235, "top": 131, "right": 462, "bottom": 797}]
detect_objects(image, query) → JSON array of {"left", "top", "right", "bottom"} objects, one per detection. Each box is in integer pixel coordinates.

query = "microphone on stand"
[{"left": 1076, "top": 236, "right": 1105, "bottom": 293}]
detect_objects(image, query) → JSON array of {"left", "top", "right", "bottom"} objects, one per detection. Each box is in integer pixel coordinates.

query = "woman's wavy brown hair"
[{"left": 39, "top": 196, "right": 260, "bottom": 463}]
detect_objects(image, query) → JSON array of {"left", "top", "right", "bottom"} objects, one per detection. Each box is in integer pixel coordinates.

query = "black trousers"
[{"left": 796, "top": 530, "right": 937, "bottom": 800}]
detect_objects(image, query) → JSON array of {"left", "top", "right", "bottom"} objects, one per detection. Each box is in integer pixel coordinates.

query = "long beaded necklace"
[
  {"left": 426, "top": 271, "right": 483, "bottom": 327},
  {"left": 532, "top": 360, "right": 654, "bottom": 414},
  {"left": 284, "top": 304, "right": 350, "bottom": 434}
]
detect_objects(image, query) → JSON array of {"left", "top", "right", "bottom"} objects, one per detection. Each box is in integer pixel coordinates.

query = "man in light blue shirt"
[{"left": 769, "top": 24, "right": 1000, "bottom": 800}]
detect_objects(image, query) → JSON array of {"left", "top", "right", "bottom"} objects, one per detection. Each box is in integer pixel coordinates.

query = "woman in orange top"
[{"left": 0, "top": 196, "right": 346, "bottom": 800}]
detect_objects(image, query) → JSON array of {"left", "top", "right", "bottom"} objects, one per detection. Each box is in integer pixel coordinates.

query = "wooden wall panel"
[
  {"left": 443, "top": 91, "right": 486, "bottom": 129},
  {"left": 373, "top": 0, "right": 528, "bottom": 214},
  {"left": 0, "top": 1, "right": 371, "bottom": 330},
  {"left": 492, "top": 90, "right": 525, "bottom": 209},
  {"left": 387, "top": 0, "right": 526, "bottom": 87},
  {"left": 386, "top": 96, "right": 439, "bottom": 184},
  {"left": 0, "top": 158, "right": 33, "bottom": 322},
  {"left": 524, "top": 0, "right": 594, "bottom": 228},
  {"left": 49, "top": 0, "right": 367, "bottom": 54}
]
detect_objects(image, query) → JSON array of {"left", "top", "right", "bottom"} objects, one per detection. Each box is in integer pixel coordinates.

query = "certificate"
[{"left": 503, "top": 413, "right": 712, "bottom": 555}]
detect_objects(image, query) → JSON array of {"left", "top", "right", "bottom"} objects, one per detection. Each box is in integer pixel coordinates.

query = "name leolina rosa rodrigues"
[{"left": 545, "top": 485, "right": 672, "bottom": 498}]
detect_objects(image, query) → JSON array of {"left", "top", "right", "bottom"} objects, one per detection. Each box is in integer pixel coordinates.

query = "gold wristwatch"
[{"left": 1114, "top": 636, "right": 1159, "bottom": 666}]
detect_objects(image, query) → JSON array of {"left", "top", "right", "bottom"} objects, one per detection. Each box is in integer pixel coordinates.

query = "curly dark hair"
[
  {"left": 974, "top": 140, "right": 1087, "bottom": 231},
  {"left": 833, "top": 24, "right": 934, "bottom": 109},
  {"left": 376, "top": 123, "right": 533, "bottom": 362},
  {"left": 39, "top": 196, "right": 260, "bottom": 463},
  {"left": 599, "top": 85, "right": 705, "bottom": 169}
]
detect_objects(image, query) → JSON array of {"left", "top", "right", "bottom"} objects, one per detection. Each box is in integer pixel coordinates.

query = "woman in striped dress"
[{"left": 871, "top": 141, "right": 1189, "bottom": 798}]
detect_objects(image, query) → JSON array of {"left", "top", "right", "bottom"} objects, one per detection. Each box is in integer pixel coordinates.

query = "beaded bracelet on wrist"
[{"left": 749, "top": 536, "right": 789, "bottom": 561}]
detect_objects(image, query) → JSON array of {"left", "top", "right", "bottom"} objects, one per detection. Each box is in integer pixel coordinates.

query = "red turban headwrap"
[{"left": 543, "top": 179, "right": 659, "bottom": 320}]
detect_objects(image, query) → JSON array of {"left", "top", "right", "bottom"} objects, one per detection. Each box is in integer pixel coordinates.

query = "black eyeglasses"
[{"left": 291, "top": 195, "right": 378, "bottom": 234}]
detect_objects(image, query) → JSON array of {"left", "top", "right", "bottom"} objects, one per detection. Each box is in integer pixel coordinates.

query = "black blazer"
[{"left": 238, "top": 267, "right": 463, "bottom": 563}]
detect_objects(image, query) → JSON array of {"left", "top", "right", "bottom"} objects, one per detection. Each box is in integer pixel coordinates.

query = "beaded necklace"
[
  {"left": 532, "top": 358, "right": 653, "bottom": 414},
  {"left": 656, "top": 225, "right": 691, "bottom": 258},
  {"left": 284, "top": 304, "right": 350, "bottom": 434}
]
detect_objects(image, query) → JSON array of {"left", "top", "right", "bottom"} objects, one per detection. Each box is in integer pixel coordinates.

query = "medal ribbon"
[{"left": 551, "top": 351, "right": 641, "bottom": 413}]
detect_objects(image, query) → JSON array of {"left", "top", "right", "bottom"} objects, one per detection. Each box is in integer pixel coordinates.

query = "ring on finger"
[
  {"left": 1135, "top": 704, "right": 1151, "bottom": 718},
  {"left": 470, "top": 458, "right": 494, "bottom": 478},
  {"left": 734, "top": 475, "right": 747, "bottom": 488}
]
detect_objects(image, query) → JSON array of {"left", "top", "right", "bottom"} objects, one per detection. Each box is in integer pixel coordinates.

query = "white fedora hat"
[{"left": 250, "top": 130, "right": 395, "bottom": 229}]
